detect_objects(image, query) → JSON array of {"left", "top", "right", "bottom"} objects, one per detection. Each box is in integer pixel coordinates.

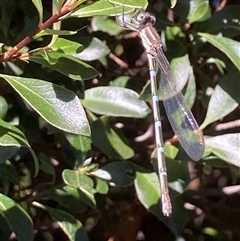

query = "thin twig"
[
  {"left": 0, "top": 2, "right": 76, "bottom": 62},
  {"left": 109, "top": 52, "right": 129, "bottom": 69},
  {"left": 215, "top": 119, "right": 240, "bottom": 131},
  {"left": 216, "top": 0, "right": 228, "bottom": 11}
]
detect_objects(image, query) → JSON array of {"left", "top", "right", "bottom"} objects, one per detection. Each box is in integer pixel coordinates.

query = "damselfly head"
[{"left": 137, "top": 12, "right": 156, "bottom": 26}]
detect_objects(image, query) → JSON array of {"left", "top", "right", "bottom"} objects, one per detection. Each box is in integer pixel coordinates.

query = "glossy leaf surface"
[
  {"left": 198, "top": 32, "right": 240, "bottom": 71},
  {"left": 91, "top": 116, "right": 134, "bottom": 159},
  {"left": 91, "top": 161, "right": 134, "bottom": 186},
  {"left": 82, "top": 86, "right": 150, "bottom": 118},
  {"left": 33, "top": 202, "right": 88, "bottom": 241},
  {"left": 205, "top": 134, "right": 240, "bottom": 167},
  {"left": 1, "top": 74, "right": 90, "bottom": 136},
  {"left": 0, "top": 194, "right": 33, "bottom": 241}
]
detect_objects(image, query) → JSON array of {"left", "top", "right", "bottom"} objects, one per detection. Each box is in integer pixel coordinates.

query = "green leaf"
[
  {"left": 91, "top": 16, "right": 122, "bottom": 36},
  {"left": 205, "top": 134, "right": 240, "bottom": 167},
  {"left": 171, "top": 0, "right": 177, "bottom": 8},
  {"left": 171, "top": 0, "right": 191, "bottom": 19},
  {"left": 170, "top": 54, "right": 191, "bottom": 96},
  {"left": 203, "top": 159, "right": 230, "bottom": 169},
  {"left": 39, "top": 153, "right": 55, "bottom": 176},
  {"left": 70, "top": 0, "right": 148, "bottom": 18},
  {"left": 109, "top": 76, "right": 130, "bottom": 87},
  {"left": 50, "top": 0, "right": 65, "bottom": 45},
  {"left": 70, "top": 0, "right": 131, "bottom": 18},
  {"left": 29, "top": 51, "right": 99, "bottom": 81},
  {"left": 62, "top": 170, "right": 96, "bottom": 207},
  {"left": 0, "top": 160, "right": 19, "bottom": 184},
  {"left": 152, "top": 148, "right": 190, "bottom": 194},
  {"left": 139, "top": 80, "right": 152, "bottom": 102},
  {"left": 205, "top": 57, "right": 226, "bottom": 75},
  {"left": 109, "top": 0, "right": 148, "bottom": 8},
  {"left": 164, "top": 144, "right": 179, "bottom": 160},
  {"left": 50, "top": 38, "right": 84, "bottom": 54},
  {"left": 66, "top": 134, "right": 91, "bottom": 153},
  {"left": 31, "top": 0, "right": 43, "bottom": 24},
  {"left": 184, "top": 66, "right": 196, "bottom": 109},
  {"left": 197, "top": 6, "right": 240, "bottom": 37},
  {"left": 91, "top": 116, "right": 134, "bottom": 159},
  {"left": 188, "top": 0, "right": 211, "bottom": 23},
  {"left": 0, "top": 119, "right": 30, "bottom": 148},
  {"left": 0, "top": 194, "right": 33, "bottom": 241},
  {"left": 62, "top": 186, "right": 88, "bottom": 213},
  {"left": 35, "top": 186, "right": 87, "bottom": 213},
  {"left": 36, "top": 29, "right": 78, "bottom": 39},
  {"left": 0, "top": 211, "right": 10, "bottom": 234},
  {"left": 0, "top": 0, "right": 15, "bottom": 38},
  {"left": 0, "top": 120, "right": 39, "bottom": 175},
  {"left": 0, "top": 146, "right": 19, "bottom": 164},
  {"left": 76, "top": 37, "right": 110, "bottom": 61},
  {"left": 1, "top": 74, "right": 90, "bottom": 136},
  {"left": 160, "top": 196, "right": 188, "bottom": 235},
  {"left": 33, "top": 202, "right": 88, "bottom": 241},
  {"left": 52, "top": 0, "right": 65, "bottom": 12},
  {"left": 133, "top": 164, "right": 161, "bottom": 218},
  {"left": 198, "top": 32, "right": 240, "bottom": 71},
  {"left": 65, "top": 134, "right": 91, "bottom": 166},
  {"left": 62, "top": 170, "right": 94, "bottom": 189},
  {"left": 82, "top": 86, "right": 150, "bottom": 118},
  {"left": 91, "top": 161, "right": 134, "bottom": 186},
  {"left": 133, "top": 162, "right": 189, "bottom": 233},
  {"left": 201, "top": 71, "right": 240, "bottom": 129},
  {"left": 95, "top": 178, "right": 109, "bottom": 194},
  {"left": 78, "top": 188, "right": 96, "bottom": 208},
  {"left": 0, "top": 96, "right": 8, "bottom": 119},
  {"left": 165, "top": 159, "right": 190, "bottom": 194}
]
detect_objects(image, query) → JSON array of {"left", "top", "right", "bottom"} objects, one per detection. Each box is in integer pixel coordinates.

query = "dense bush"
[{"left": 0, "top": 0, "right": 239, "bottom": 240}]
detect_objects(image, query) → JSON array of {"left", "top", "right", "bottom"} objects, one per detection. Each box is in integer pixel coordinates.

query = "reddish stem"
[{"left": 0, "top": 5, "right": 72, "bottom": 62}]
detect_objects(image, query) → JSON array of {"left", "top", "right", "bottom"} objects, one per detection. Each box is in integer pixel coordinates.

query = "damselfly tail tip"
[
  {"left": 163, "top": 212, "right": 171, "bottom": 217},
  {"left": 162, "top": 198, "right": 172, "bottom": 217}
]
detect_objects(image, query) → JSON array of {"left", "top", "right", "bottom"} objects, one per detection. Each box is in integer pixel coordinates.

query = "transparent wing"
[{"left": 153, "top": 48, "right": 204, "bottom": 161}]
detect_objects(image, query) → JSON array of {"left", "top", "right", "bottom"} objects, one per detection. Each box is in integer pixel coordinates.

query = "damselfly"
[{"left": 117, "top": 11, "right": 205, "bottom": 216}]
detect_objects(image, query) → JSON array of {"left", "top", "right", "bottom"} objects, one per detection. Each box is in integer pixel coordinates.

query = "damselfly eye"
[
  {"left": 137, "top": 13, "right": 145, "bottom": 21},
  {"left": 137, "top": 12, "right": 156, "bottom": 26},
  {"left": 149, "top": 15, "right": 156, "bottom": 25}
]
